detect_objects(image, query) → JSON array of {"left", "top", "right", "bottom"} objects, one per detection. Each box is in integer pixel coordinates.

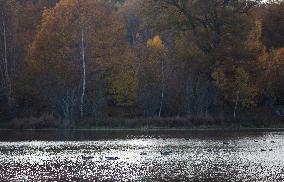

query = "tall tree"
[
  {"left": 262, "top": 1, "right": 284, "bottom": 49},
  {"left": 0, "top": 0, "right": 20, "bottom": 115},
  {"left": 23, "top": 0, "right": 134, "bottom": 119},
  {"left": 147, "top": 35, "right": 166, "bottom": 117},
  {"left": 140, "top": 0, "right": 261, "bottom": 116}
]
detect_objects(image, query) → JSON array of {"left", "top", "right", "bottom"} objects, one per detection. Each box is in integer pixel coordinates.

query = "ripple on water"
[{"left": 0, "top": 132, "right": 284, "bottom": 181}]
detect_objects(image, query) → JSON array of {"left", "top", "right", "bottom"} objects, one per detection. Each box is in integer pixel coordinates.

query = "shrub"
[{"left": 9, "top": 114, "right": 62, "bottom": 129}]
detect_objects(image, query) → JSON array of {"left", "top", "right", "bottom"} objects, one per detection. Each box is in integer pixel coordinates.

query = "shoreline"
[
  {"left": 3, "top": 115, "right": 284, "bottom": 131},
  {"left": 1, "top": 127, "right": 284, "bottom": 132}
]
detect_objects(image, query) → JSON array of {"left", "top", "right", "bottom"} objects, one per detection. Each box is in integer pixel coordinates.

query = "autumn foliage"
[{"left": 1, "top": 0, "right": 284, "bottom": 126}]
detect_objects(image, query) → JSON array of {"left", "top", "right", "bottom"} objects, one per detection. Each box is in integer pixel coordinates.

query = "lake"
[{"left": 0, "top": 130, "right": 284, "bottom": 181}]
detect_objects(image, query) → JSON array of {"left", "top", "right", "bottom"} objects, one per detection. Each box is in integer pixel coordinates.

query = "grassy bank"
[
  {"left": 80, "top": 117, "right": 284, "bottom": 130},
  {"left": 2, "top": 114, "right": 284, "bottom": 130}
]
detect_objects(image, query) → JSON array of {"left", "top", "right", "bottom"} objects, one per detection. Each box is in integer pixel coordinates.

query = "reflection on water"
[{"left": 0, "top": 130, "right": 284, "bottom": 181}]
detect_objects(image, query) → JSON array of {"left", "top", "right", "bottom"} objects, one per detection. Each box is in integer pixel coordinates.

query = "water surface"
[{"left": 0, "top": 130, "right": 284, "bottom": 181}]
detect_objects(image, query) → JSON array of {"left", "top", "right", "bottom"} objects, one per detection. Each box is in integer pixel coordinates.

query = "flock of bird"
[
  {"left": 81, "top": 150, "right": 173, "bottom": 161},
  {"left": 222, "top": 140, "right": 276, "bottom": 152},
  {"left": 255, "top": 140, "right": 276, "bottom": 152},
  {"left": 81, "top": 139, "right": 277, "bottom": 161}
]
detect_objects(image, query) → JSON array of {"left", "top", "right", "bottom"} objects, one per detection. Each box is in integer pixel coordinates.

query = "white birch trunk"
[
  {"left": 2, "top": 17, "right": 13, "bottom": 108},
  {"left": 234, "top": 91, "right": 240, "bottom": 121},
  {"left": 158, "top": 58, "right": 165, "bottom": 117},
  {"left": 80, "top": 28, "right": 86, "bottom": 119}
]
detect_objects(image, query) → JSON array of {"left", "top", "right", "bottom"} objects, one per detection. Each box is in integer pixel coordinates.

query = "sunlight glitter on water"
[{"left": 0, "top": 131, "right": 284, "bottom": 181}]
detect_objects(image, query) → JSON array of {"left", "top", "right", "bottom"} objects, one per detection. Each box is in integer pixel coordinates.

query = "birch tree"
[
  {"left": 147, "top": 35, "right": 166, "bottom": 117},
  {"left": 80, "top": 29, "right": 86, "bottom": 119},
  {"left": 75, "top": 0, "right": 87, "bottom": 119},
  {"left": 24, "top": 0, "right": 134, "bottom": 118},
  {"left": 213, "top": 67, "right": 257, "bottom": 120},
  {"left": 0, "top": 0, "right": 19, "bottom": 112},
  {"left": 1, "top": 12, "right": 12, "bottom": 106}
]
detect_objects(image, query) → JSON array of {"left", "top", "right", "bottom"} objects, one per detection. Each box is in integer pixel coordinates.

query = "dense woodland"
[{"left": 1, "top": 0, "right": 284, "bottom": 127}]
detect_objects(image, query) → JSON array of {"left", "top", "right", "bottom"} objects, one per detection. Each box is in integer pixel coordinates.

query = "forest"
[{"left": 0, "top": 0, "right": 284, "bottom": 129}]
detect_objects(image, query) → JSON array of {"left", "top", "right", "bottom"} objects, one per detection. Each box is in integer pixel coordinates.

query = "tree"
[
  {"left": 109, "top": 48, "right": 139, "bottom": 107},
  {"left": 212, "top": 19, "right": 263, "bottom": 120},
  {"left": 257, "top": 48, "right": 284, "bottom": 105},
  {"left": 147, "top": 35, "right": 166, "bottom": 117},
  {"left": 23, "top": 0, "right": 134, "bottom": 119},
  {"left": 262, "top": 1, "right": 284, "bottom": 49},
  {"left": 139, "top": 0, "right": 261, "bottom": 116},
  {"left": 0, "top": 0, "right": 20, "bottom": 115},
  {"left": 173, "top": 32, "right": 210, "bottom": 115},
  {"left": 213, "top": 67, "right": 257, "bottom": 120}
]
